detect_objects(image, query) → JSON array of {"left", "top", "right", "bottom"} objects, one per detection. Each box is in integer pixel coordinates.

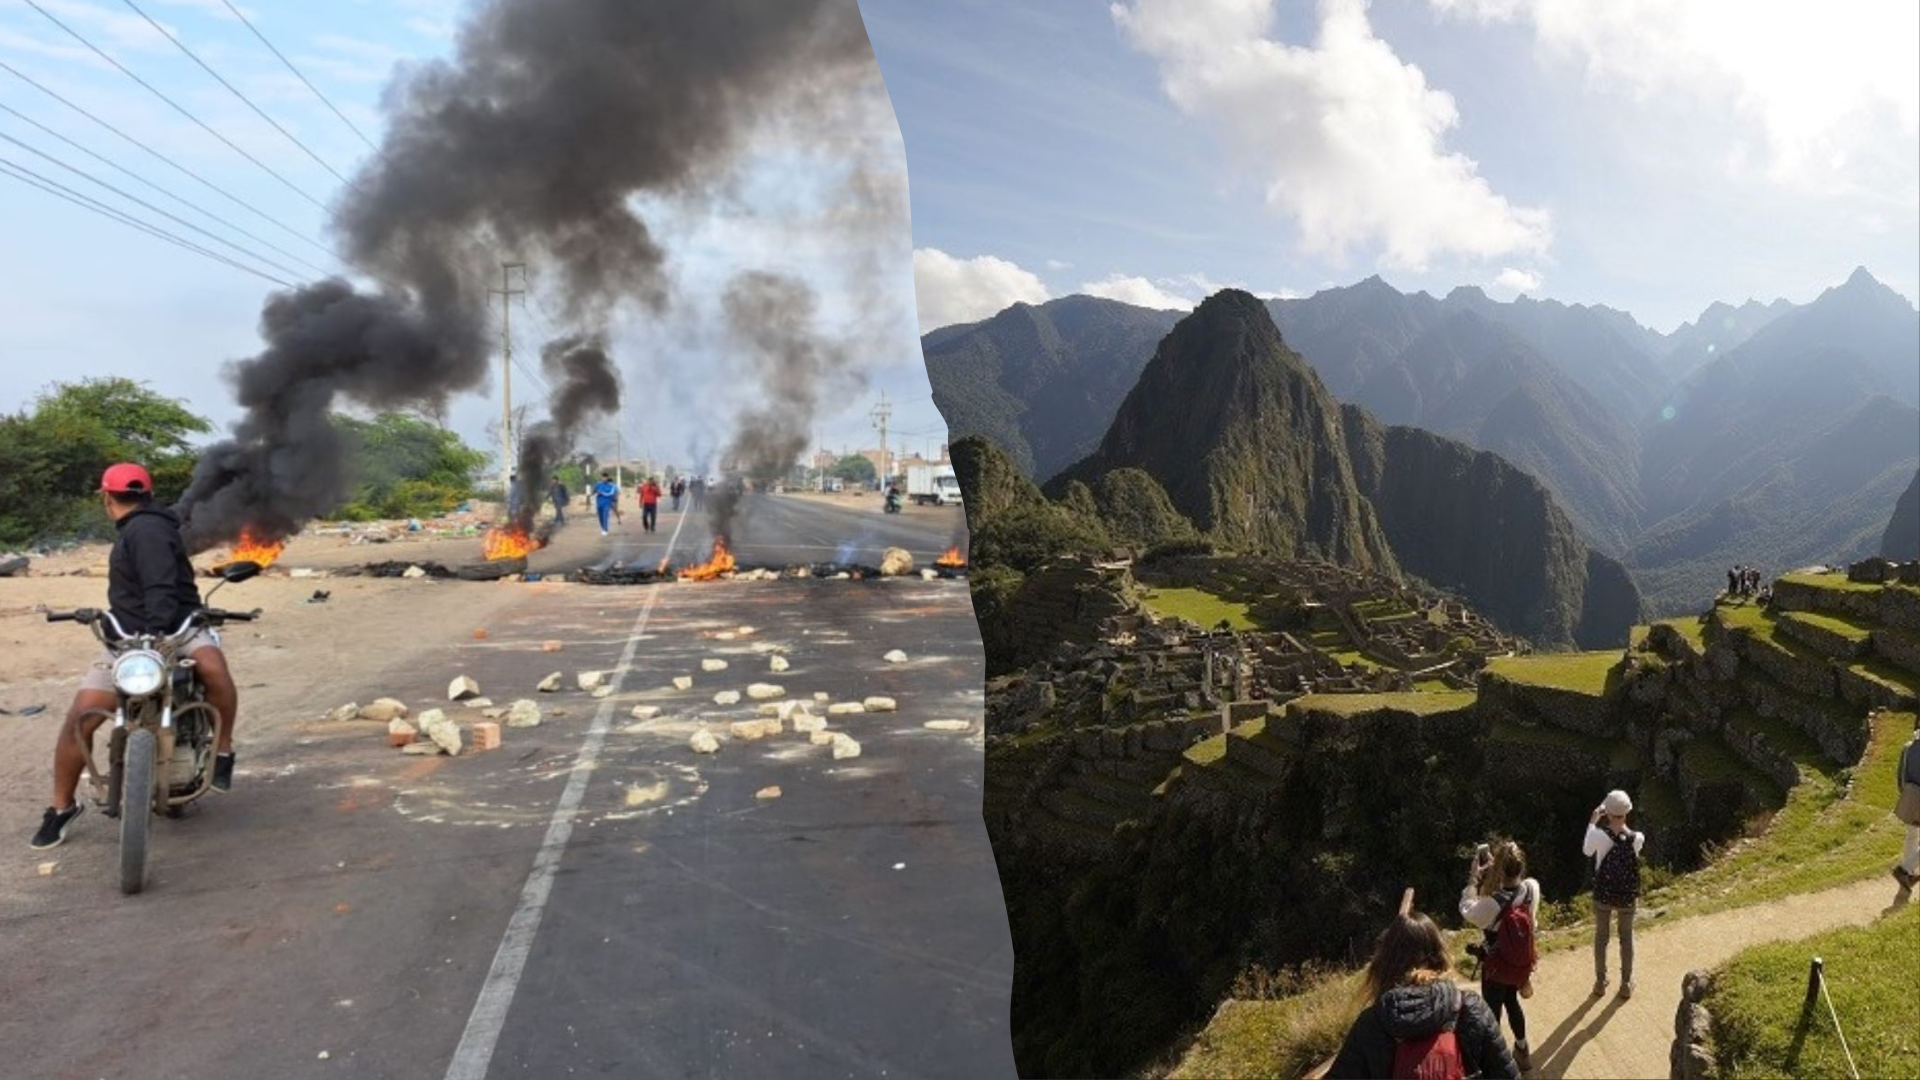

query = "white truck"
[{"left": 905, "top": 464, "right": 963, "bottom": 507}]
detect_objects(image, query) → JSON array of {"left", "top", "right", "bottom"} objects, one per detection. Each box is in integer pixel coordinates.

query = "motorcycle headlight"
[{"left": 113, "top": 651, "right": 167, "bottom": 697}]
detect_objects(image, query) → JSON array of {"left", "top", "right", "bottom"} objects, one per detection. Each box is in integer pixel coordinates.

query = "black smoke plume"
[
  {"left": 176, "top": 0, "right": 875, "bottom": 551},
  {"left": 510, "top": 334, "right": 619, "bottom": 530}
]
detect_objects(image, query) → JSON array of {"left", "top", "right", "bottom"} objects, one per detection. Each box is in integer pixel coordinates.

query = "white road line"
[{"left": 444, "top": 526, "right": 683, "bottom": 1080}]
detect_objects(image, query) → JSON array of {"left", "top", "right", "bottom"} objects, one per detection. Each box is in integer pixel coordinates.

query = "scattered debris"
[
  {"left": 0, "top": 555, "right": 30, "bottom": 577},
  {"left": 481, "top": 706, "right": 507, "bottom": 720},
  {"left": 755, "top": 786, "right": 782, "bottom": 800},
  {"left": 919, "top": 568, "right": 938, "bottom": 581},
  {"left": 402, "top": 741, "right": 442, "bottom": 756},
  {"left": 737, "top": 625, "right": 756, "bottom": 636},
  {"left": 713, "top": 690, "right": 742, "bottom": 706},
  {"left": 827, "top": 702, "right": 866, "bottom": 716},
  {"left": 20, "top": 703, "right": 46, "bottom": 716},
  {"left": 418, "top": 709, "right": 462, "bottom": 756},
  {"left": 701, "top": 658, "right": 729, "bottom": 672},
  {"left": 463, "top": 697, "right": 494, "bottom": 709},
  {"left": 880, "top": 547, "right": 914, "bottom": 576},
  {"left": 36, "top": 860, "right": 57, "bottom": 876},
  {"left": 289, "top": 567, "right": 317, "bottom": 579},
  {"left": 541, "top": 640, "right": 564, "bottom": 652},
  {"left": 924, "top": 720, "right": 971, "bottom": 732},
  {"left": 536, "top": 672, "right": 563, "bottom": 693},
  {"left": 808, "top": 728, "right": 835, "bottom": 745},
  {"left": 470, "top": 721, "right": 502, "bottom": 751},
  {"left": 769, "top": 655, "right": 791, "bottom": 673},
  {"left": 402, "top": 565, "right": 428, "bottom": 579},
  {"left": 672, "top": 675, "right": 694, "bottom": 691},
  {"left": 729, "top": 718, "right": 779, "bottom": 740},
  {"left": 863, "top": 696, "right": 897, "bottom": 712},
  {"left": 387, "top": 718, "right": 418, "bottom": 747},
  {"left": 689, "top": 729, "right": 721, "bottom": 754},
  {"left": 327, "top": 703, "right": 361, "bottom": 723},
  {"left": 746, "top": 683, "right": 785, "bottom": 700},
  {"left": 318, "top": 1051, "right": 331, "bottom": 1062},
  {"left": 505, "top": 699, "right": 544, "bottom": 728},
  {"left": 471, "top": 628, "right": 489, "bottom": 640},
  {"left": 883, "top": 649, "right": 909, "bottom": 664},
  {"left": 792, "top": 713, "right": 827, "bottom": 734},
  {"left": 448, "top": 676, "right": 482, "bottom": 701},
  {"left": 592, "top": 685, "right": 614, "bottom": 699},
  {"left": 358, "top": 699, "right": 409, "bottom": 723},
  {"left": 308, "top": 589, "right": 332, "bottom": 603},
  {"left": 628, "top": 705, "right": 661, "bottom": 721},
  {"left": 830, "top": 733, "right": 862, "bottom": 760},
  {"left": 576, "top": 670, "right": 608, "bottom": 692},
  {"left": 813, "top": 692, "right": 831, "bottom": 703}
]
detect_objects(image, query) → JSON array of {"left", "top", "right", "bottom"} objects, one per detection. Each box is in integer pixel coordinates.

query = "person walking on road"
[
  {"left": 1893, "top": 725, "right": 1920, "bottom": 891},
  {"left": 640, "top": 477, "right": 662, "bottom": 533},
  {"left": 1462, "top": 840, "right": 1540, "bottom": 1074},
  {"left": 592, "top": 471, "right": 619, "bottom": 536},
  {"left": 550, "top": 479, "right": 569, "bottom": 525},
  {"left": 670, "top": 477, "right": 685, "bottom": 512},
  {"left": 1326, "top": 910, "right": 1519, "bottom": 1079},
  {"left": 1584, "top": 790, "right": 1644, "bottom": 1000}
]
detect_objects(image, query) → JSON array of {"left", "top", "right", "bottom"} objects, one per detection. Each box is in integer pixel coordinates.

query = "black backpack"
[{"left": 1593, "top": 828, "right": 1641, "bottom": 907}]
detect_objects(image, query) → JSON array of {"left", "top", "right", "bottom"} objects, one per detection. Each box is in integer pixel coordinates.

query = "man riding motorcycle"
[{"left": 30, "top": 463, "right": 241, "bottom": 851}]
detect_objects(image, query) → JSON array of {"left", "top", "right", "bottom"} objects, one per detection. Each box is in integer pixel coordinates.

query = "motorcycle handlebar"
[{"left": 43, "top": 608, "right": 97, "bottom": 624}]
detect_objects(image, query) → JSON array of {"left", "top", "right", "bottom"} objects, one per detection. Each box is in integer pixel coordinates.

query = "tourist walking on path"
[
  {"left": 592, "top": 472, "right": 620, "bottom": 536},
  {"left": 1585, "top": 790, "right": 1645, "bottom": 1000},
  {"left": 1326, "top": 911, "right": 1519, "bottom": 1079},
  {"left": 550, "top": 480, "right": 569, "bottom": 525},
  {"left": 1461, "top": 840, "right": 1540, "bottom": 1074},
  {"left": 1893, "top": 725, "right": 1920, "bottom": 891},
  {"left": 640, "top": 477, "right": 662, "bottom": 533}
]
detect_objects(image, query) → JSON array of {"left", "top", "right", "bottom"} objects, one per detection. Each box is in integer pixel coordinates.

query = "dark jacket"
[
  {"left": 1327, "top": 979, "right": 1518, "bottom": 1079},
  {"left": 108, "top": 505, "right": 203, "bottom": 635}
]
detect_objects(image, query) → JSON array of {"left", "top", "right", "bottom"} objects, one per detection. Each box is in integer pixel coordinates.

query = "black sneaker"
[
  {"left": 29, "top": 803, "right": 84, "bottom": 850},
  {"left": 1895, "top": 866, "right": 1917, "bottom": 891},
  {"left": 212, "top": 752, "right": 236, "bottom": 793}
]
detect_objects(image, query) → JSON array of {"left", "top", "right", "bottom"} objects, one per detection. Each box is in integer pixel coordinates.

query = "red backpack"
[
  {"left": 1482, "top": 888, "right": 1537, "bottom": 987},
  {"left": 1390, "top": 1004, "right": 1468, "bottom": 1080}
]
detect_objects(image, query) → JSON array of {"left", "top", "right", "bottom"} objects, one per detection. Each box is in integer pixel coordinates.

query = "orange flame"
[
  {"left": 226, "top": 528, "right": 286, "bottom": 568},
  {"left": 678, "top": 537, "right": 736, "bottom": 581},
  {"left": 935, "top": 546, "right": 967, "bottom": 567},
  {"left": 482, "top": 525, "right": 539, "bottom": 561}
]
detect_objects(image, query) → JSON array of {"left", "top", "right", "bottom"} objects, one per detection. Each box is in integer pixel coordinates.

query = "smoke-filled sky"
[{"left": 0, "top": 0, "right": 948, "bottom": 471}]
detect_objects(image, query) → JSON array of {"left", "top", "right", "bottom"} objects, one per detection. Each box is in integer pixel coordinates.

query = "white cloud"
[
  {"left": 1045, "top": 258, "right": 1073, "bottom": 270},
  {"left": 1432, "top": 0, "right": 1920, "bottom": 194},
  {"left": 912, "top": 248, "right": 1050, "bottom": 332},
  {"left": 1113, "top": 0, "right": 1551, "bottom": 270},
  {"left": 1080, "top": 273, "right": 1195, "bottom": 310},
  {"left": 1492, "top": 266, "right": 1541, "bottom": 295}
]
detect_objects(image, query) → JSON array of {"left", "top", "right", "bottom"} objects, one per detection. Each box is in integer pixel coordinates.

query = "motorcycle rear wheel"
[{"left": 119, "top": 728, "right": 155, "bottom": 895}]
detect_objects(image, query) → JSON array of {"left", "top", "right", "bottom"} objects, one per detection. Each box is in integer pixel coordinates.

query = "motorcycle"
[
  {"left": 883, "top": 490, "right": 903, "bottom": 515},
  {"left": 44, "top": 559, "right": 262, "bottom": 894}
]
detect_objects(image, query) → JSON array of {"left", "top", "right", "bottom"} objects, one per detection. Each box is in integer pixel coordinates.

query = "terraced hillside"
[{"left": 986, "top": 560, "right": 1919, "bottom": 1078}]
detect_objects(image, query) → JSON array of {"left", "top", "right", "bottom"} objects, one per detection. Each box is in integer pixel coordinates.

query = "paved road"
[{"left": 0, "top": 505, "right": 1011, "bottom": 1080}]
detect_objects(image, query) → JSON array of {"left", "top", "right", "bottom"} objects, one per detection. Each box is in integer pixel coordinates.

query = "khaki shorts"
[{"left": 78, "top": 629, "right": 222, "bottom": 694}]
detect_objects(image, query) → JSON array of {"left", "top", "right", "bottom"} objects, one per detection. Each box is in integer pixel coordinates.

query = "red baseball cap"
[{"left": 100, "top": 462, "right": 153, "bottom": 494}]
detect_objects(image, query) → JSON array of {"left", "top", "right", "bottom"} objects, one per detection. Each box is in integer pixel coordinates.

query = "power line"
[
  {"left": 0, "top": 128, "right": 313, "bottom": 282},
  {"left": 21, "top": 0, "right": 332, "bottom": 211},
  {"left": 0, "top": 57, "right": 341, "bottom": 262},
  {"left": 117, "top": 0, "right": 357, "bottom": 187},
  {"left": 217, "top": 0, "right": 376, "bottom": 151},
  {"left": 0, "top": 153, "right": 296, "bottom": 287},
  {"left": 0, "top": 98, "right": 332, "bottom": 277}
]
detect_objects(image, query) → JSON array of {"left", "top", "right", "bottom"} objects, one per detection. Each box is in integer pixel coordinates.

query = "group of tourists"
[
  {"left": 1327, "top": 789, "right": 1648, "bottom": 1078},
  {"left": 1725, "top": 564, "right": 1769, "bottom": 602}
]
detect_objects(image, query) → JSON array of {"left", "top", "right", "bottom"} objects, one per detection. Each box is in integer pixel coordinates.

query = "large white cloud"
[
  {"left": 911, "top": 247, "right": 1050, "bottom": 332},
  {"left": 1492, "top": 266, "right": 1541, "bottom": 295},
  {"left": 1432, "top": 0, "right": 1919, "bottom": 195},
  {"left": 1112, "top": 0, "right": 1551, "bottom": 270},
  {"left": 1080, "top": 273, "right": 1195, "bottom": 310}
]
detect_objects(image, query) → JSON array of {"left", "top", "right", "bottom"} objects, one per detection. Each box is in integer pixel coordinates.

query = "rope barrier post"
[{"left": 1804, "top": 956, "right": 1823, "bottom": 1010}]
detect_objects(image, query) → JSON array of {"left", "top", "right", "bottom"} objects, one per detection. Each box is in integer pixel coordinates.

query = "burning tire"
[{"left": 457, "top": 557, "right": 527, "bottom": 581}]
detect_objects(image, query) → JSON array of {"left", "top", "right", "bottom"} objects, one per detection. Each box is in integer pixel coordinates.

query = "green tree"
[
  {"left": 330, "top": 412, "right": 489, "bottom": 520},
  {"left": 0, "top": 378, "right": 210, "bottom": 547},
  {"left": 828, "top": 454, "right": 877, "bottom": 485}
]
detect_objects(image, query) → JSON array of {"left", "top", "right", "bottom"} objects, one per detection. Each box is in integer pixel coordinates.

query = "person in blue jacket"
[{"left": 593, "top": 472, "right": 620, "bottom": 535}]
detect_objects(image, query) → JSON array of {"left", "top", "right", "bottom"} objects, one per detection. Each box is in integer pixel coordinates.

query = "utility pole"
[
  {"left": 870, "top": 391, "right": 892, "bottom": 490},
  {"left": 490, "top": 261, "right": 526, "bottom": 500},
  {"left": 615, "top": 426, "right": 624, "bottom": 490}
]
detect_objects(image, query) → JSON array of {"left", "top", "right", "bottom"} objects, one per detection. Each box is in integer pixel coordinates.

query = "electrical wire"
[
  {"left": 21, "top": 0, "right": 332, "bottom": 211},
  {"left": 0, "top": 98, "right": 332, "bottom": 277},
  {"left": 0, "top": 153, "right": 296, "bottom": 287},
  {"left": 117, "top": 0, "right": 358, "bottom": 187},
  {"left": 217, "top": 0, "right": 376, "bottom": 151},
  {"left": 0, "top": 128, "right": 312, "bottom": 282}
]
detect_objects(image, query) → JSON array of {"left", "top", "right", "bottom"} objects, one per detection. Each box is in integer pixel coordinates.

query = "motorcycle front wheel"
[{"left": 119, "top": 728, "right": 155, "bottom": 895}]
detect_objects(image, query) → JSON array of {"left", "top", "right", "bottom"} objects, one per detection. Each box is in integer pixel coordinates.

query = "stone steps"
[
  {"left": 1775, "top": 611, "right": 1873, "bottom": 662},
  {"left": 1223, "top": 727, "right": 1294, "bottom": 781},
  {"left": 1063, "top": 766, "right": 1157, "bottom": 814}
]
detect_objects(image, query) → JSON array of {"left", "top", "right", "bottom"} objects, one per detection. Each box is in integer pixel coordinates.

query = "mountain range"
[{"left": 924, "top": 268, "right": 1918, "bottom": 615}]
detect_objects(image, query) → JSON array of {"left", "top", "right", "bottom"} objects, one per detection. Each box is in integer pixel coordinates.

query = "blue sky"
[
  {"left": 864, "top": 0, "right": 1920, "bottom": 334},
  {"left": 0, "top": 0, "right": 944, "bottom": 473}
]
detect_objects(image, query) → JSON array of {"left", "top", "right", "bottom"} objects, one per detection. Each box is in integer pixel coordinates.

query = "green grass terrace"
[{"left": 1483, "top": 650, "right": 1623, "bottom": 696}]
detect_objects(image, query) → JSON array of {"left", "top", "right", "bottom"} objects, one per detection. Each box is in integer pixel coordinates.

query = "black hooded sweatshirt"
[
  {"left": 1327, "top": 979, "right": 1518, "bottom": 1079},
  {"left": 108, "top": 505, "right": 203, "bottom": 635}
]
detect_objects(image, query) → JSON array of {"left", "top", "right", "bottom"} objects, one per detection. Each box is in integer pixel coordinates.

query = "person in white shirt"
[
  {"left": 1461, "top": 840, "right": 1541, "bottom": 1074},
  {"left": 1583, "top": 789, "right": 1645, "bottom": 999}
]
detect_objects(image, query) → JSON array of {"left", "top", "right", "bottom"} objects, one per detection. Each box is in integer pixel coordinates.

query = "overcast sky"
[
  {"left": 0, "top": 0, "right": 948, "bottom": 472},
  {"left": 865, "top": 0, "right": 1920, "bottom": 335}
]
